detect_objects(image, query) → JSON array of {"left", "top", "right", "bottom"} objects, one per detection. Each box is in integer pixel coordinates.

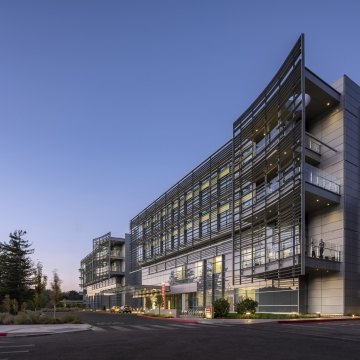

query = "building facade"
[
  {"left": 80, "top": 232, "right": 129, "bottom": 309},
  {"left": 129, "top": 35, "right": 360, "bottom": 314}
]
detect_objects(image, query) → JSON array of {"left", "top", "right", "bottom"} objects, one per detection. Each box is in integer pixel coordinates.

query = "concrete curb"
[{"left": 278, "top": 317, "right": 360, "bottom": 324}]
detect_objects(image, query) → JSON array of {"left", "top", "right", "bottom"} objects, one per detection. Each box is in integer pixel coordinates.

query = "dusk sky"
[{"left": 1, "top": 0, "right": 359, "bottom": 291}]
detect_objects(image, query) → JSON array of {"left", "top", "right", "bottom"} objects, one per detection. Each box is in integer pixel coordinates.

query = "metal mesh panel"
[{"left": 232, "top": 36, "right": 304, "bottom": 285}]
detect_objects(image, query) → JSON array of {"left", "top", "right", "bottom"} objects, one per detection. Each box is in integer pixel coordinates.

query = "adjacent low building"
[
  {"left": 129, "top": 35, "right": 360, "bottom": 315},
  {"left": 79, "top": 232, "right": 129, "bottom": 309}
]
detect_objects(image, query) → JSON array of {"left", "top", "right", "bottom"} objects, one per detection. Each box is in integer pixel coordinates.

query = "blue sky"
[{"left": 1, "top": 0, "right": 359, "bottom": 290}]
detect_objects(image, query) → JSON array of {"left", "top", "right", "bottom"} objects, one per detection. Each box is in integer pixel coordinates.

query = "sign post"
[
  {"left": 161, "top": 283, "right": 166, "bottom": 308},
  {"left": 205, "top": 306, "right": 213, "bottom": 319}
]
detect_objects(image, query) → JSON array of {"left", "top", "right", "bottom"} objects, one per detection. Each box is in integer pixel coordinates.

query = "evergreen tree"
[{"left": 0, "top": 230, "right": 35, "bottom": 310}]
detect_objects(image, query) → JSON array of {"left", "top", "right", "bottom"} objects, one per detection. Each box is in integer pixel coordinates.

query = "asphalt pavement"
[{"left": 0, "top": 311, "right": 357, "bottom": 337}]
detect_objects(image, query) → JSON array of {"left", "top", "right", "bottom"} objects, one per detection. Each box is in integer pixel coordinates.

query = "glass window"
[{"left": 213, "top": 256, "right": 222, "bottom": 274}]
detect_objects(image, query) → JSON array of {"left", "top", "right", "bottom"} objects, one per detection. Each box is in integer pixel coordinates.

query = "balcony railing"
[
  {"left": 307, "top": 240, "right": 341, "bottom": 262},
  {"left": 304, "top": 164, "right": 340, "bottom": 194},
  {"left": 305, "top": 134, "right": 321, "bottom": 154},
  {"left": 110, "top": 251, "right": 124, "bottom": 258}
]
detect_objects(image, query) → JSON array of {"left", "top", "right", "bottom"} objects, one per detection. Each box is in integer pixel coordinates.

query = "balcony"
[
  {"left": 304, "top": 164, "right": 340, "bottom": 211},
  {"left": 305, "top": 240, "right": 341, "bottom": 272},
  {"left": 305, "top": 134, "right": 321, "bottom": 165},
  {"left": 109, "top": 267, "right": 125, "bottom": 276},
  {"left": 110, "top": 251, "right": 124, "bottom": 259}
]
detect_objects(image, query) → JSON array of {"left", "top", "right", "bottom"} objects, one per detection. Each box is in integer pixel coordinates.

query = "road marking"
[
  {"left": 149, "top": 325, "right": 176, "bottom": 330},
  {"left": 111, "top": 326, "right": 132, "bottom": 332},
  {"left": 91, "top": 326, "right": 107, "bottom": 332},
  {"left": 128, "top": 325, "right": 153, "bottom": 331},
  {"left": 0, "top": 351, "right": 29, "bottom": 354},
  {"left": 167, "top": 324, "right": 201, "bottom": 329},
  {"left": 0, "top": 345, "right": 34, "bottom": 349}
]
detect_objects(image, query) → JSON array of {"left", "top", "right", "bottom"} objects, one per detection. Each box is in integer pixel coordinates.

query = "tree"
[
  {"left": 33, "top": 262, "right": 48, "bottom": 310},
  {"left": 49, "top": 270, "right": 62, "bottom": 318},
  {"left": 0, "top": 230, "right": 35, "bottom": 311},
  {"left": 145, "top": 296, "right": 152, "bottom": 310},
  {"left": 60, "top": 290, "right": 83, "bottom": 301},
  {"left": 154, "top": 294, "right": 163, "bottom": 315}
]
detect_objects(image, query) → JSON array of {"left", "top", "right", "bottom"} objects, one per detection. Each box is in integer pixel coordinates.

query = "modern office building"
[
  {"left": 129, "top": 35, "right": 360, "bottom": 314},
  {"left": 80, "top": 232, "right": 129, "bottom": 309}
]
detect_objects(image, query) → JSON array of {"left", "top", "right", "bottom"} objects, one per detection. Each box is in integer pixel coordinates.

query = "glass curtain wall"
[
  {"left": 232, "top": 36, "right": 305, "bottom": 286},
  {"left": 130, "top": 141, "right": 233, "bottom": 272}
]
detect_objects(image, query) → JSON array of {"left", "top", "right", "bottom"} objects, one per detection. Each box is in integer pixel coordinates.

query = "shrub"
[
  {"left": 14, "top": 312, "right": 32, "bottom": 325},
  {"left": 213, "top": 298, "right": 230, "bottom": 318},
  {"left": 0, "top": 311, "right": 81, "bottom": 325},
  {"left": 235, "top": 298, "right": 258, "bottom": 314},
  {"left": 59, "top": 314, "right": 81, "bottom": 324},
  {"left": 0, "top": 312, "right": 14, "bottom": 325}
]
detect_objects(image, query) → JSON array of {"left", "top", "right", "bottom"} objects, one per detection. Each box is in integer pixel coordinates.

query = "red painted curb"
[
  {"left": 0, "top": 333, "right": 7, "bottom": 337},
  {"left": 278, "top": 317, "right": 360, "bottom": 324}
]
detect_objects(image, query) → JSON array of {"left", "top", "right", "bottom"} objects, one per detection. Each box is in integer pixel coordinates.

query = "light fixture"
[
  {"left": 326, "top": 102, "right": 331, "bottom": 106},
  {"left": 255, "top": 129, "right": 258, "bottom": 132},
  {"left": 327, "top": 203, "right": 330, "bottom": 206},
  {"left": 316, "top": 199, "right": 319, "bottom": 202}
]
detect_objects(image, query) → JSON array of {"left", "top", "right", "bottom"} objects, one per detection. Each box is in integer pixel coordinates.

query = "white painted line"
[
  {"left": 149, "top": 325, "right": 176, "bottom": 330},
  {"left": 0, "top": 345, "right": 34, "bottom": 349},
  {"left": 110, "top": 326, "right": 132, "bottom": 332},
  {"left": 91, "top": 326, "right": 107, "bottom": 332},
  {"left": 128, "top": 325, "right": 152, "bottom": 331},
  {"left": 167, "top": 324, "right": 201, "bottom": 329}
]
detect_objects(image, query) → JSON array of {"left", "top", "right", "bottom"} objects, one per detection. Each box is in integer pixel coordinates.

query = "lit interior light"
[
  {"left": 270, "top": 163, "right": 272, "bottom": 166},
  {"left": 284, "top": 151, "right": 287, "bottom": 155},
  {"left": 255, "top": 129, "right": 258, "bottom": 132},
  {"left": 327, "top": 203, "right": 330, "bottom": 206},
  {"left": 326, "top": 102, "right": 331, "bottom": 106},
  {"left": 316, "top": 199, "right": 319, "bottom": 202}
]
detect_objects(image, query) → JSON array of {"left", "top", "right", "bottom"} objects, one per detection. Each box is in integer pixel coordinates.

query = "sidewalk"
[
  {"left": 140, "top": 314, "right": 359, "bottom": 325},
  {"left": 0, "top": 324, "right": 91, "bottom": 337}
]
